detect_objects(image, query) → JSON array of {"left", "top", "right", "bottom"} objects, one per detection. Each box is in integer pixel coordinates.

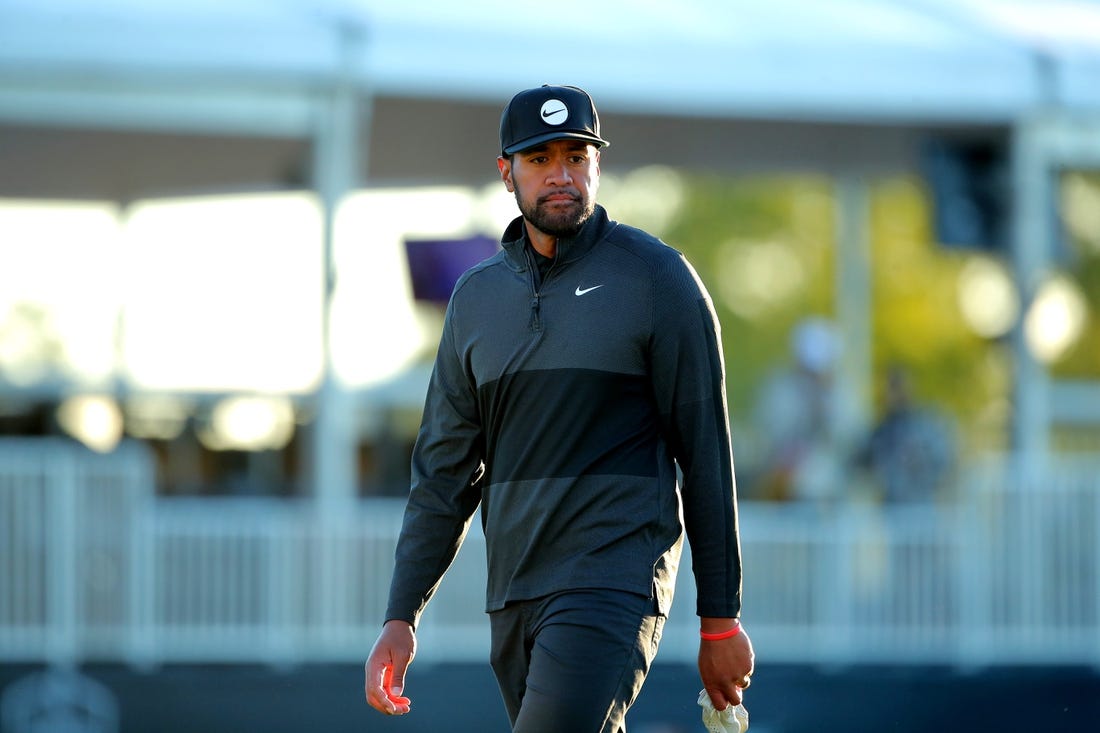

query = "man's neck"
[{"left": 524, "top": 222, "right": 557, "bottom": 259}]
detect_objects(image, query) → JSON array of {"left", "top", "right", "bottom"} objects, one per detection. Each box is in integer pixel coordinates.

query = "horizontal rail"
[{"left": 1, "top": 440, "right": 1097, "bottom": 668}]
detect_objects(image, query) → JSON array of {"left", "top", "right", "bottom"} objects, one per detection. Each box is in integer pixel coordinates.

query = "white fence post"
[
  {"left": 956, "top": 473, "right": 990, "bottom": 669},
  {"left": 46, "top": 448, "right": 78, "bottom": 668},
  {"left": 127, "top": 447, "right": 156, "bottom": 670}
]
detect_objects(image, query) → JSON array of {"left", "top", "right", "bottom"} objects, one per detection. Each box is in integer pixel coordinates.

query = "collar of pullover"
[{"left": 500, "top": 204, "right": 613, "bottom": 272}]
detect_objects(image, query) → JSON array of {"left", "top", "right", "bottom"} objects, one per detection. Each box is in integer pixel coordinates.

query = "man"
[
  {"left": 858, "top": 365, "right": 956, "bottom": 504},
  {"left": 365, "top": 84, "right": 753, "bottom": 732}
]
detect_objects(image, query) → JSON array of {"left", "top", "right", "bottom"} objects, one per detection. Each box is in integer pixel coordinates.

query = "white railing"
[
  {"left": 1, "top": 439, "right": 1098, "bottom": 668},
  {"left": 0, "top": 439, "right": 153, "bottom": 665}
]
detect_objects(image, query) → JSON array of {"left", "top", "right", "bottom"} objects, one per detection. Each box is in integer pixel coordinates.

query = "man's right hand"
[{"left": 364, "top": 619, "right": 417, "bottom": 715}]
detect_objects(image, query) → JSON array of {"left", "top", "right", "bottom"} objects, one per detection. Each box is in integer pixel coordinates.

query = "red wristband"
[{"left": 700, "top": 620, "right": 741, "bottom": 641}]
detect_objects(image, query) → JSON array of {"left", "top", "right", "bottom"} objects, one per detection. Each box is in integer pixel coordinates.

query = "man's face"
[{"left": 498, "top": 139, "right": 601, "bottom": 239}]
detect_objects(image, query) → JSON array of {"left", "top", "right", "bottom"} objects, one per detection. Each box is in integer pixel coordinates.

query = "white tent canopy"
[
  {"left": 2, "top": 0, "right": 1100, "bottom": 135},
  {"left": 2, "top": 0, "right": 1099, "bottom": 198}
]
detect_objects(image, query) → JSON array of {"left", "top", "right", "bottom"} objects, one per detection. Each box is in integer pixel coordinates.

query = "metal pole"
[
  {"left": 834, "top": 175, "right": 873, "bottom": 440},
  {"left": 1008, "top": 119, "right": 1051, "bottom": 472},
  {"left": 308, "top": 23, "right": 368, "bottom": 650},
  {"left": 310, "top": 25, "right": 365, "bottom": 514}
]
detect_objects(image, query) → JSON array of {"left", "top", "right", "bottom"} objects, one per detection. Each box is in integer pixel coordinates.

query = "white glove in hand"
[{"left": 697, "top": 689, "right": 749, "bottom": 733}]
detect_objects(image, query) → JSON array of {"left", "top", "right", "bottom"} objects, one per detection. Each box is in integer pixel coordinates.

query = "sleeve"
[
  {"left": 384, "top": 299, "right": 485, "bottom": 628},
  {"left": 649, "top": 251, "right": 742, "bottom": 619}
]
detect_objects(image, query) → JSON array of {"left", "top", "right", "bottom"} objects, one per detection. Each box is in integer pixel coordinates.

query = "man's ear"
[{"left": 497, "top": 156, "right": 514, "bottom": 192}]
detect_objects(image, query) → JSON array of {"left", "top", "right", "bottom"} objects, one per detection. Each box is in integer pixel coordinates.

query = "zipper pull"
[{"left": 529, "top": 293, "right": 541, "bottom": 330}]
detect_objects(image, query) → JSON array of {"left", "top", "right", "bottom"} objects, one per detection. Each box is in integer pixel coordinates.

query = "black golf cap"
[{"left": 499, "top": 84, "right": 610, "bottom": 156}]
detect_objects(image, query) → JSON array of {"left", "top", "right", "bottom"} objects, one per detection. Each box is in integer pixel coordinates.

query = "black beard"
[{"left": 514, "top": 187, "right": 595, "bottom": 239}]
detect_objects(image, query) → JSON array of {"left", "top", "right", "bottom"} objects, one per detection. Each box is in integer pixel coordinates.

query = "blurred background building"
[{"left": 2, "top": 1, "right": 1100, "bottom": 731}]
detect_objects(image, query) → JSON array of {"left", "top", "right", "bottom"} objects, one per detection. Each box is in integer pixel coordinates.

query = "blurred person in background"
[
  {"left": 365, "top": 84, "right": 753, "bottom": 732},
  {"left": 855, "top": 365, "right": 956, "bottom": 504},
  {"left": 751, "top": 317, "right": 856, "bottom": 504}
]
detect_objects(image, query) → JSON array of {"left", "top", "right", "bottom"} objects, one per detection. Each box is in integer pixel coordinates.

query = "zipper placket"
[{"left": 527, "top": 250, "right": 558, "bottom": 332}]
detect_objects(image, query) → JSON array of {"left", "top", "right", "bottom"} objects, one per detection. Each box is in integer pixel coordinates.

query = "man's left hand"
[{"left": 698, "top": 621, "right": 755, "bottom": 710}]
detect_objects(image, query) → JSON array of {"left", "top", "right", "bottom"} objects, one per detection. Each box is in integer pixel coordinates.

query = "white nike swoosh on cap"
[{"left": 575, "top": 284, "right": 605, "bottom": 296}]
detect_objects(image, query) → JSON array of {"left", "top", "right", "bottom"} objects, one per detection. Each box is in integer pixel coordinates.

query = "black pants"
[{"left": 488, "top": 588, "right": 665, "bottom": 733}]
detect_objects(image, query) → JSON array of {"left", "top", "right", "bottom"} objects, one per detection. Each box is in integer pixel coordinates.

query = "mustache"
[{"left": 536, "top": 190, "right": 581, "bottom": 205}]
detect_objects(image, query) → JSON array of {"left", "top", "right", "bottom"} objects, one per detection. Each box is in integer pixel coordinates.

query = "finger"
[
  {"left": 388, "top": 656, "right": 410, "bottom": 700},
  {"left": 382, "top": 664, "right": 393, "bottom": 692},
  {"left": 706, "top": 688, "right": 731, "bottom": 711},
  {"left": 383, "top": 666, "right": 411, "bottom": 710},
  {"left": 365, "top": 662, "right": 397, "bottom": 714},
  {"left": 387, "top": 688, "right": 412, "bottom": 705}
]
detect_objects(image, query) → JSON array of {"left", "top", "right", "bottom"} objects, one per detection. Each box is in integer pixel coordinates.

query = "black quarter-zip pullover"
[{"left": 385, "top": 205, "right": 743, "bottom": 627}]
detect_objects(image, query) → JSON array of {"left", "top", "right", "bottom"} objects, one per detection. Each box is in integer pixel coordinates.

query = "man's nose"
[{"left": 547, "top": 162, "right": 573, "bottom": 185}]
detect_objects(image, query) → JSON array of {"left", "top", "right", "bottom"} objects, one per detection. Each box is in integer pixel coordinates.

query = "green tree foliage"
[
  {"left": 661, "top": 174, "right": 835, "bottom": 417},
  {"left": 618, "top": 167, "right": 1099, "bottom": 461},
  {"left": 865, "top": 177, "right": 1008, "bottom": 423},
  {"left": 1053, "top": 171, "right": 1100, "bottom": 380},
  {"left": 658, "top": 171, "right": 1100, "bottom": 458}
]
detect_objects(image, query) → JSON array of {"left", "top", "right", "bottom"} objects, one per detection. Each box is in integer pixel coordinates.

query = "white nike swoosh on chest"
[{"left": 575, "top": 284, "right": 605, "bottom": 296}]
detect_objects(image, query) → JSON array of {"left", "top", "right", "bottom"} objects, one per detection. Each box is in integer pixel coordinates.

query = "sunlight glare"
[
  {"left": 121, "top": 193, "right": 324, "bottom": 393},
  {"left": 200, "top": 395, "right": 295, "bottom": 451},
  {"left": 716, "top": 239, "right": 806, "bottom": 319},
  {"left": 56, "top": 394, "right": 124, "bottom": 453},
  {"left": 957, "top": 256, "right": 1019, "bottom": 339},
  {"left": 0, "top": 200, "right": 122, "bottom": 385},
  {"left": 1025, "top": 274, "right": 1088, "bottom": 363}
]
